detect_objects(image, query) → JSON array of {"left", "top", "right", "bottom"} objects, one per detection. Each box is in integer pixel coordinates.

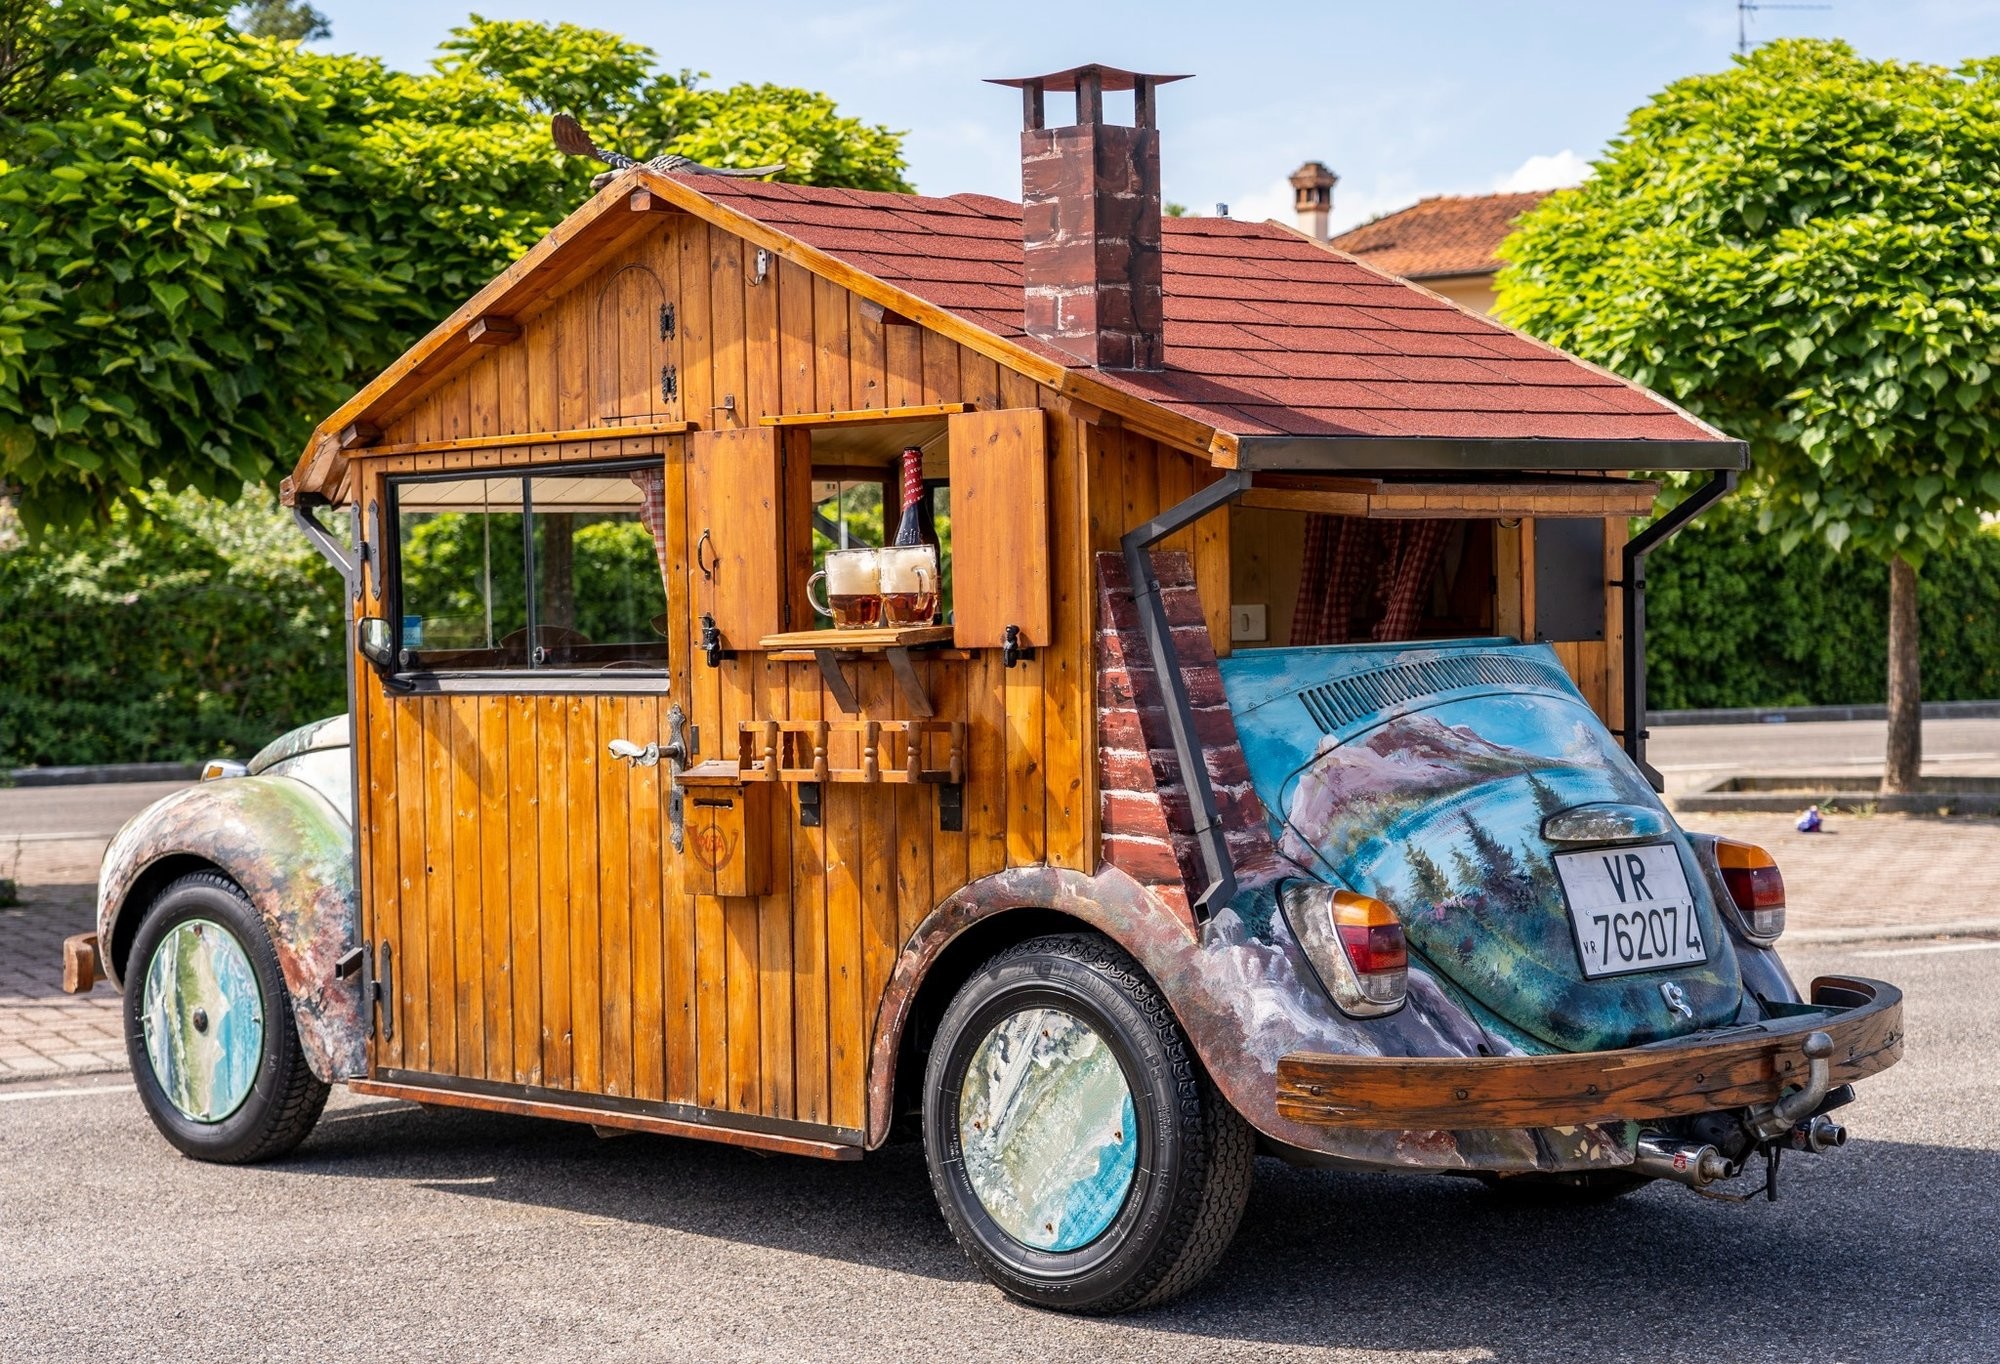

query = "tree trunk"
[{"left": 1883, "top": 555, "right": 1922, "bottom": 794}]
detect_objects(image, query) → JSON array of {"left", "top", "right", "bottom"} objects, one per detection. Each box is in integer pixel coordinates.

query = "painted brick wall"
[{"left": 1097, "top": 551, "right": 1285, "bottom": 921}]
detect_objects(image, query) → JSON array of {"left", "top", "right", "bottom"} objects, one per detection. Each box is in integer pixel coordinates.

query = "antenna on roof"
[{"left": 1737, "top": 0, "right": 1831, "bottom": 56}]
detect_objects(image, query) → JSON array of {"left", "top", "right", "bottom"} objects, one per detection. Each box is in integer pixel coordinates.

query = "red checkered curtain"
[
  {"left": 1291, "top": 515, "right": 1375, "bottom": 645},
  {"left": 1372, "top": 519, "right": 1452, "bottom": 641},
  {"left": 628, "top": 468, "right": 671, "bottom": 593}
]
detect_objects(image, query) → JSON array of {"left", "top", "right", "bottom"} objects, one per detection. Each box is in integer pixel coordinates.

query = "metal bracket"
[
  {"left": 663, "top": 703, "right": 691, "bottom": 853},
  {"left": 376, "top": 941, "right": 394, "bottom": 1043},
  {"left": 938, "top": 782, "right": 964, "bottom": 833},
  {"left": 1621, "top": 470, "right": 1735, "bottom": 787},
  {"left": 798, "top": 781, "right": 822, "bottom": 828},
  {"left": 660, "top": 302, "right": 676, "bottom": 340},
  {"left": 1001, "top": 624, "right": 1034, "bottom": 669},
  {"left": 291, "top": 501, "right": 356, "bottom": 590},
  {"left": 701, "top": 612, "right": 729, "bottom": 668},
  {"left": 1119, "top": 468, "right": 1252, "bottom": 920},
  {"left": 813, "top": 649, "right": 862, "bottom": 714},
  {"left": 661, "top": 365, "right": 678, "bottom": 402}
]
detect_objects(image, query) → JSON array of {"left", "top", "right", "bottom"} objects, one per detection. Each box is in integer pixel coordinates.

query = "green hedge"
[
  {"left": 1645, "top": 507, "right": 2000, "bottom": 710},
  {"left": 0, "top": 487, "right": 345, "bottom": 769}
]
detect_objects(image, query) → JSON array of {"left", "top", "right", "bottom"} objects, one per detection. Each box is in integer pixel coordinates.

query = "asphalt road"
[
  {"left": 1648, "top": 717, "right": 2000, "bottom": 794},
  {"left": 0, "top": 781, "right": 190, "bottom": 841},
  {"left": 2, "top": 936, "right": 1994, "bottom": 1363}
]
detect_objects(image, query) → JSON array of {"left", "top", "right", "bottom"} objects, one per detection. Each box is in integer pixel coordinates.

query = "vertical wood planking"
[
  {"left": 757, "top": 655, "right": 796, "bottom": 1120},
  {"left": 678, "top": 222, "right": 715, "bottom": 427},
  {"left": 421, "top": 697, "right": 457, "bottom": 1074},
  {"left": 537, "top": 696, "right": 572, "bottom": 1088},
  {"left": 849, "top": 292, "right": 887, "bottom": 409},
  {"left": 477, "top": 696, "right": 511, "bottom": 1082},
  {"left": 744, "top": 246, "right": 780, "bottom": 424},
  {"left": 788, "top": 659, "right": 830, "bottom": 1124},
  {"left": 812, "top": 273, "right": 852, "bottom": 412},
  {"left": 1604, "top": 516, "right": 1629, "bottom": 736},
  {"left": 626, "top": 695, "right": 665, "bottom": 1103},
  {"left": 566, "top": 697, "right": 602, "bottom": 1092},
  {"left": 776, "top": 256, "right": 816, "bottom": 414},
  {"left": 885, "top": 322, "right": 922, "bottom": 409},
  {"left": 596, "top": 696, "right": 634, "bottom": 1097},
  {"left": 507, "top": 696, "right": 542, "bottom": 1085},
  {"left": 1043, "top": 415, "right": 1091, "bottom": 871},
  {"left": 919, "top": 331, "right": 961, "bottom": 405},
  {"left": 711, "top": 230, "right": 748, "bottom": 431},
  {"left": 392, "top": 698, "right": 429, "bottom": 1070},
  {"left": 855, "top": 661, "right": 899, "bottom": 1125},
  {"left": 449, "top": 696, "right": 485, "bottom": 1079}
]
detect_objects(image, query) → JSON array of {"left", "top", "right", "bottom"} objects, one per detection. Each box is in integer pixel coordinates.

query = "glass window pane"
[
  {"left": 396, "top": 477, "right": 527, "bottom": 669},
  {"left": 526, "top": 469, "right": 669, "bottom": 669}
]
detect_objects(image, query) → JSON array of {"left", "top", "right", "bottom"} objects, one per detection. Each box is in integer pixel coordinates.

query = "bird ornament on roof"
[{"left": 551, "top": 113, "right": 786, "bottom": 192}]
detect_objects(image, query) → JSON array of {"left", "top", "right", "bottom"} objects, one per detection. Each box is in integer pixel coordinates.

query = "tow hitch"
[{"left": 1637, "top": 1030, "right": 1853, "bottom": 1202}]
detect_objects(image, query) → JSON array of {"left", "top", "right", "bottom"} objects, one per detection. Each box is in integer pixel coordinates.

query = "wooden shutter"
[
  {"left": 688, "top": 427, "right": 787, "bottom": 647},
  {"left": 948, "top": 408, "right": 1051, "bottom": 648}
]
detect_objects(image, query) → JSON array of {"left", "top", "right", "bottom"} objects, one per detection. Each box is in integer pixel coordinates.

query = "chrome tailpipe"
[
  {"left": 1785, "top": 1114, "right": 1848, "bottom": 1153},
  {"left": 1633, "top": 1133, "right": 1738, "bottom": 1189}
]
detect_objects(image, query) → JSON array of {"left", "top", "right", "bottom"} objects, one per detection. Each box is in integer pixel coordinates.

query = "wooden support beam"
[
  {"left": 337, "top": 420, "right": 381, "bottom": 451},
  {"left": 628, "top": 186, "right": 680, "bottom": 214},
  {"left": 465, "top": 315, "right": 521, "bottom": 346},
  {"left": 363, "top": 420, "right": 697, "bottom": 459},
  {"left": 760, "top": 403, "right": 972, "bottom": 429},
  {"left": 858, "top": 299, "right": 919, "bottom": 328}
]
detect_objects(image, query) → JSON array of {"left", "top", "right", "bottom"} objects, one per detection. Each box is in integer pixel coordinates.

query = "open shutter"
[
  {"left": 948, "top": 408, "right": 1051, "bottom": 648},
  {"left": 688, "top": 427, "right": 788, "bottom": 648}
]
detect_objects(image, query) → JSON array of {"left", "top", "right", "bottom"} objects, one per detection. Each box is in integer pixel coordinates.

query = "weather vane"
[{"left": 1737, "top": 0, "right": 1832, "bottom": 55}]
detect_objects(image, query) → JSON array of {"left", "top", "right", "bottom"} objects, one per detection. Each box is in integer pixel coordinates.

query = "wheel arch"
[
  {"left": 96, "top": 778, "right": 364, "bottom": 1083},
  {"left": 865, "top": 865, "right": 1207, "bottom": 1150}
]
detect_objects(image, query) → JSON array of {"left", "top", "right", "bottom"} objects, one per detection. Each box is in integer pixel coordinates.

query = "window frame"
[{"left": 382, "top": 458, "right": 672, "bottom": 694}]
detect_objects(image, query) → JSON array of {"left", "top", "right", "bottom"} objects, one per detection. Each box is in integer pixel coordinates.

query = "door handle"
[{"left": 608, "top": 706, "right": 694, "bottom": 850}]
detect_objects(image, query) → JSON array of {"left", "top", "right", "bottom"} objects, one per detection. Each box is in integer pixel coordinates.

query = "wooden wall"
[{"left": 350, "top": 212, "right": 1234, "bottom": 1136}]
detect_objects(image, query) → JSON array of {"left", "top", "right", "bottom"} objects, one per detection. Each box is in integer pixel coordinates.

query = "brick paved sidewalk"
[{"left": 4, "top": 809, "right": 1998, "bottom": 1086}]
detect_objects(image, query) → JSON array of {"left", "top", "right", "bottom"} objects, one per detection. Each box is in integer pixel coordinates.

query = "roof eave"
[{"left": 1235, "top": 435, "right": 1750, "bottom": 475}]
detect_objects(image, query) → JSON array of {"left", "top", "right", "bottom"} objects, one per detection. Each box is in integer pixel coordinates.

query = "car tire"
[
  {"left": 123, "top": 871, "right": 329, "bottom": 1163},
  {"left": 922, "top": 933, "right": 1254, "bottom": 1314}
]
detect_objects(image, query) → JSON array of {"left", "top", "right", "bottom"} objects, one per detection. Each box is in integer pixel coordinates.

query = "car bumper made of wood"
[{"left": 1275, "top": 975, "right": 1902, "bottom": 1131}]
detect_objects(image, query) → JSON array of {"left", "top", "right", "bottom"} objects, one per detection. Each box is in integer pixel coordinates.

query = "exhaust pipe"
[
  {"left": 1633, "top": 1133, "right": 1737, "bottom": 1189},
  {"left": 1786, "top": 1114, "right": 1848, "bottom": 1153}
]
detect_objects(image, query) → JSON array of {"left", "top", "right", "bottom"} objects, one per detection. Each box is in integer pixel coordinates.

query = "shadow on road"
[{"left": 291, "top": 1099, "right": 1999, "bottom": 1360}]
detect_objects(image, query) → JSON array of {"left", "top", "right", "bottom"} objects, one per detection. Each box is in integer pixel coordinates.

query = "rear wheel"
[
  {"left": 123, "top": 871, "right": 329, "bottom": 1163},
  {"left": 922, "top": 934, "right": 1254, "bottom": 1314}
]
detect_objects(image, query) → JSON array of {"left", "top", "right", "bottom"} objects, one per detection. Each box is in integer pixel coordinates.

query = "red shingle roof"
[
  {"left": 1324, "top": 191, "right": 1550, "bottom": 282},
  {"left": 692, "top": 177, "right": 1722, "bottom": 448}
]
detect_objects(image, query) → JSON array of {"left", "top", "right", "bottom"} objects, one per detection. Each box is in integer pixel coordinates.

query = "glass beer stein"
[
  {"left": 877, "top": 544, "right": 937, "bottom": 627},
  {"left": 808, "top": 548, "right": 883, "bottom": 628}
]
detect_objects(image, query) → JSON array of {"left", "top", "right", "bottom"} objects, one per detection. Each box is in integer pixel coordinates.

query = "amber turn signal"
[
  {"left": 1331, "top": 890, "right": 1409, "bottom": 1008},
  {"left": 1714, "top": 838, "right": 1785, "bottom": 941}
]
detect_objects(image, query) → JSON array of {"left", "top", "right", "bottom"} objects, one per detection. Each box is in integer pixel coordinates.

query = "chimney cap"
[
  {"left": 986, "top": 65, "right": 1191, "bottom": 95},
  {"left": 1289, "top": 160, "right": 1338, "bottom": 191}
]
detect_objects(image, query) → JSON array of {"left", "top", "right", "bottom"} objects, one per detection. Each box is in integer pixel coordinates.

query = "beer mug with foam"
[
  {"left": 807, "top": 548, "right": 883, "bottom": 629},
  {"left": 877, "top": 544, "right": 937, "bottom": 626}
]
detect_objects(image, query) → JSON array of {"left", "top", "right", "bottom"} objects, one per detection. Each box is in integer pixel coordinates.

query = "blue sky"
[{"left": 315, "top": 0, "right": 2000, "bottom": 233}]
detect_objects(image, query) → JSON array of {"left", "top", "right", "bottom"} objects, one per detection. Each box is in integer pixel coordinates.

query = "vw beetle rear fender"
[{"left": 97, "top": 777, "right": 363, "bottom": 1082}]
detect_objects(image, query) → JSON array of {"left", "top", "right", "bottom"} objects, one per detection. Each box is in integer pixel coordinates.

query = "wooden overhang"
[{"left": 285, "top": 167, "right": 1747, "bottom": 509}]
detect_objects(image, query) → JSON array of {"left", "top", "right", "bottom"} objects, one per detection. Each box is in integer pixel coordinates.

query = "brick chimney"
[
  {"left": 1290, "top": 160, "right": 1337, "bottom": 242},
  {"left": 990, "top": 65, "right": 1188, "bottom": 372}
]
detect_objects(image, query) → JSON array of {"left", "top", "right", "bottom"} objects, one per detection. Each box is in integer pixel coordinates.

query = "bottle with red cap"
[{"left": 882, "top": 445, "right": 940, "bottom": 625}]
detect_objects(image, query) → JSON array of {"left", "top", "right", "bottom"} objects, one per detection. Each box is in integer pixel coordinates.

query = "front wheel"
[
  {"left": 123, "top": 871, "right": 329, "bottom": 1163},
  {"left": 922, "top": 934, "right": 1255, "bottom": 1314}
]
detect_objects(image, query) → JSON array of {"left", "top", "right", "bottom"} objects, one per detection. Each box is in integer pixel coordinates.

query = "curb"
[
  {"left": 1784, "top": 918, "right": 2000, "bottom": 945},
  {"left": 5, "top": 762, "right": 201, "bottom": 788},
  {"left": 1649, "top": 699, "right": 2000, "bottom": 727}
]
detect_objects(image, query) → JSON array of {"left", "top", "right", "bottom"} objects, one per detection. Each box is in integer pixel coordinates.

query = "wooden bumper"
[
  {"left": 61, "top": 933, "right": 99, "bottom": 994},
  {"left": 1275, "top": 975, "right": 1903, "bottom": 1131}
]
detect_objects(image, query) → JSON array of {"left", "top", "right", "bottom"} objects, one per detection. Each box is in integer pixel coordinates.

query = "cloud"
[{"left": 1492, "top": 149, "right": 1591, "bottom": 193}]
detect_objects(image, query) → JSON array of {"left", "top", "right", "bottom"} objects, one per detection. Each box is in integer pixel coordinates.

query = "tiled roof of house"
[
  {"left": 692, "top": 177, "right": 1721, "bottom": 446},
  {"left": 1324, "top": 191, "right": 1551, "bottom": 283}
]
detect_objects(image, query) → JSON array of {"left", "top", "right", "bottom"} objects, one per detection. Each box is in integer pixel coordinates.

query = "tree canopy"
[
  {"left": 1498, "top": 39, "right": 2000, "bottom": 566},
  {"left": 0, "top": 3, "right": 910, "bottom": 532}
]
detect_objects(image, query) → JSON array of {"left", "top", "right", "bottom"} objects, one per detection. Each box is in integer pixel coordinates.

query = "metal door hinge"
[
  {"left": 344, "top": 942, "right": 394, "bottom": 1043},
  {"left": 660, "top": 303, "right": 676, "bottom": 340},
  {"left": 798, "top": 781, "right": 822, "bottom": 828},
  {"left": 661, "top": 365, "right": 678, "bottom": 402}
]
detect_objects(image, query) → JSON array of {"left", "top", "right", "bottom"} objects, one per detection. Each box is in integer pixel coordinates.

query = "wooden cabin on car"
[{"left": 280, "top": 65, "right": 1742, "bottom": 1158}]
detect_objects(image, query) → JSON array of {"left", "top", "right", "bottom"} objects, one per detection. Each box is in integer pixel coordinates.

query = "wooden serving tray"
[{"left": 757, "top": 625, "right": 952, "bottom": 651}]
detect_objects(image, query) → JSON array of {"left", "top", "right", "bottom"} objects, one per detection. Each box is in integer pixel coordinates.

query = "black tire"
[
  {"left": 123, "top": 871, "right": 329, "bottom": 1163},
  {"left": 1478, "top": 1169, "right": 1652, "bottom": 1204},
  {"left": 922, "top": 933, "right": 1254, "bottom": 1314}
]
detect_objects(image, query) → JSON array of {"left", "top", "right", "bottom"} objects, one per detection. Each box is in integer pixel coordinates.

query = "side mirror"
[{"left": 356, "top": 616, "right": 398, "bottom": 674}]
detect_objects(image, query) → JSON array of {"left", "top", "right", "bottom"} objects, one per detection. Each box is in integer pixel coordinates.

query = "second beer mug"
[
  {"left": 878, "top": 544, "right": 937, "bottom": 626},
  {"left": 808, "top": 548, "right": 883, "bottom": 629}
]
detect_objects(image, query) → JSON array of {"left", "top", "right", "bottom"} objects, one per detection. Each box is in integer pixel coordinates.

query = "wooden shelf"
[
  {"left": 756, "top": 625, "right": 953, "bottom": 716},
  {"left": 759, "top": 403, "right": 971, "bottom": 428},
  {"left": 758, "top": 625, "right": 952, "bottom": 651}
]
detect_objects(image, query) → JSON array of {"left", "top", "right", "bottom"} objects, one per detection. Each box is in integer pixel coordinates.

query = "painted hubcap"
[
  {"left": 140, "top": 919, "right": 264, "bottom": 1124},
  {"left": 956, "top": 1007, "right": 1139, "bottom": 1252}
]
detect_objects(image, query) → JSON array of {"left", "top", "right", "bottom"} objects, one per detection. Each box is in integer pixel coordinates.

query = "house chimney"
[
  {"left": 1290, "top": 160, "right": 1337, "bottom": 241},
  {"left": 989, "top": 65, "right": 1189, "bottom": 372}
]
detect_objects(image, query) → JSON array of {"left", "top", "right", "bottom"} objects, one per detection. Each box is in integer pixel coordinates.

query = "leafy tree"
[
  {"left": 0, "top": 8, "right": 910, "bottom": 533},
  {"left": 1405, "top": 844, "right": 1451, "bottom": 905},
  {"left": 1498, "top": 41, "right": 2000, "bottom": 792},
  {"left": 235, "top": 0, "right": 329, "bottom": 42}
]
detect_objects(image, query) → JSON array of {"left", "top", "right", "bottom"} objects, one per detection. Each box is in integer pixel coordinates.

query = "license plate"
[{"left": 1555, "top": 843, "right": 1706, "bottom": 979}]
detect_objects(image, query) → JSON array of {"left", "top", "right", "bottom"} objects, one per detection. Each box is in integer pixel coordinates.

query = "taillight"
[
  {"left": 1281, "top": 882, "right": 1408, "bottom": 1016},
  {"left": 1715, "top": 838, "right": 1785, "bottom": 941}
]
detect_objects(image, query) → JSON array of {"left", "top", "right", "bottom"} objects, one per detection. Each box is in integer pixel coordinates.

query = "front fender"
[
  {"left": 866, "top": 864, "right": 1630, "bottom": 1174},
  {"left": 97, "top": 777, "right": 363, "bottom": 1083}
]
